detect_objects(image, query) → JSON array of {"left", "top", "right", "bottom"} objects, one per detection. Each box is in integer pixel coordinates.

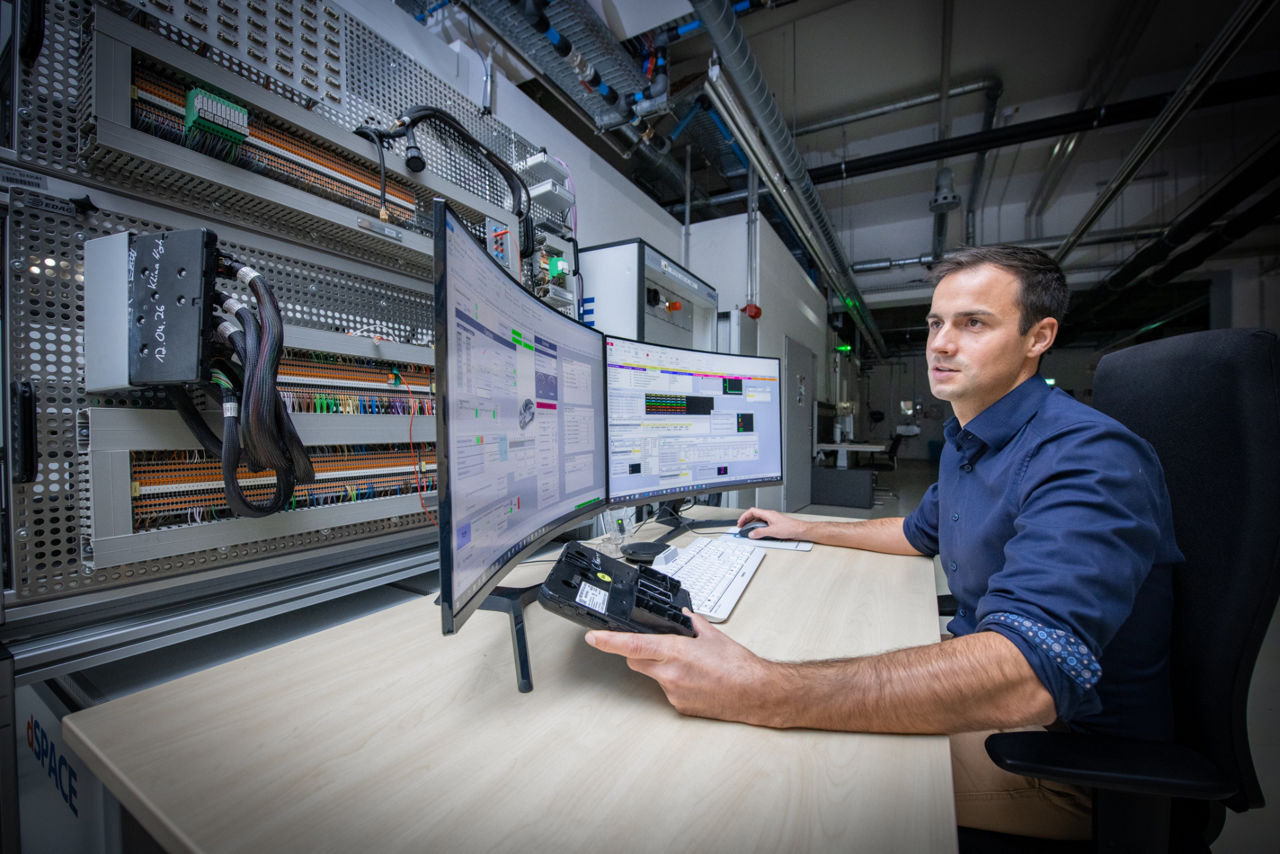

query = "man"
[{"left": 585, "top": 245, "right": 1182, "bottom": 840}]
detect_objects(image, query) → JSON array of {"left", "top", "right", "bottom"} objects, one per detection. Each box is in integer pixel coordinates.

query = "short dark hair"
[{"left": 929, "top": 245, "right": 1069, "bottom": 335}]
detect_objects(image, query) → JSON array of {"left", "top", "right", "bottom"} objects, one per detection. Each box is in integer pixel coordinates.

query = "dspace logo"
[{"left": 25, "top": 714, "right": 80, "bottom": 817}]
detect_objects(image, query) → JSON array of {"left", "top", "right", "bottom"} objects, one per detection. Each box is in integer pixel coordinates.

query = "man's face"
[{"left": 925, "top": 263, "right": 1055, "bottom": 425}]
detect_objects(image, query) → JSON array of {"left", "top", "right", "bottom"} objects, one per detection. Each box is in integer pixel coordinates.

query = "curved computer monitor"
[
  {"left": 434, "top": 200, "right": 606, "bottom": 634},
  {"left": 604, "top": 335, "right": 783, "bottom": 509}
]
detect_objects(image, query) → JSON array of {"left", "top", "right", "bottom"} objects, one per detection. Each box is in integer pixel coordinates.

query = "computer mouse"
[{"left": 736, "top": 521, "right": 778, "bottom": 540}]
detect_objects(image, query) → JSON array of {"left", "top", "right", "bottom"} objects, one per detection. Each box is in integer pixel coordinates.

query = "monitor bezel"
[
  {"left": 434, "top": 199, "right": 606, "bottom": 634},
  {"left": 602, "top": 333, "right": 784, "bottom": 510}
]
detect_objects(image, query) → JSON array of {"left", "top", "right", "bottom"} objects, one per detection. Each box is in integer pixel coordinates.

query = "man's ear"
[{"left": 1028, "top": 317, "right": 1058, "bottom": 359}]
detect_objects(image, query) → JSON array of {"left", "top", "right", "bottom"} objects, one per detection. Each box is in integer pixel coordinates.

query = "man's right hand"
[{"left": 734, "top": 507, "right": 808, "bottom": 541}]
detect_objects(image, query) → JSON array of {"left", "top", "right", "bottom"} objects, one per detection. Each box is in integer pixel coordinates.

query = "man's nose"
[{"left": 928, "top": 324, "right": 955, "bottom": 354}]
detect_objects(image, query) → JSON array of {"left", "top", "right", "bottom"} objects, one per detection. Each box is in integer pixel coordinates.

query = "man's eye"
[{"left": 967, "top": 318, "right": 983, "bottom": 327}]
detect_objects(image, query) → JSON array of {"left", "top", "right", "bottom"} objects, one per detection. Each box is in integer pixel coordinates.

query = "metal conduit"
[
  {"left": 1090, "top": 131, "right": 1280, "bottom": 297},
  {"left": 794, "top": 79, "right": 1000, "bottom": 138},
  {"left": 850, "top": 224, "right": 1193, "bottom": 274},
  {"left": 1054, "top": 0, "right": 1278, "bottom": 263},
  {"left": 665, "top": 68, "right": 1280, "bottom": 216},
  {"left": 688, "top": 0, "right": 886, "bottom": 357},
  {"left": 461, "top": 0, "right": 691, "bottom": 196},
  {"left": 1024, "top": 0, "right": 1162, "bottom": 240}
]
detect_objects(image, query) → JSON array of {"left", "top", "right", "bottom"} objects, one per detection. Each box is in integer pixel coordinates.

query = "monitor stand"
[
  {"left": 647, "top": 499, "right": 742, "bottom": 545},
  {"left": 479, "top": 585, "right": 541, "bottom": 693}
]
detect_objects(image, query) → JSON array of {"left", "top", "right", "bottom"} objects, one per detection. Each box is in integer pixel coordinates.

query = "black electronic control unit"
[
  {"left": 538, "top": 542, "right": 695, "bottom": 636},
  {"left": 127, "top": 228, "right": 220, "bottom": 386}
]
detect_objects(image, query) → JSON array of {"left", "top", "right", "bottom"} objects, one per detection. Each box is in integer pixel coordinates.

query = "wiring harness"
[
  {"left": 167, "top": 254, "right": 314, "bottom": 517},
  {"left": 354, "top": 105, "right": 534, "bottom": 257}
]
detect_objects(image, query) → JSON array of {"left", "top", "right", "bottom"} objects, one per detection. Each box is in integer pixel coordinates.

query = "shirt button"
[
  {"left": 951, "top": 513, "right": 959, "bottom": 521},
  {"left": 958, "top": 608, "right": 967, "bottom": 618},
  {"left": 949, "top": 561, "right": 957, "bottom": 572},
  {"left": 961, "top": 463, "right": 973, "bottom": 472}
]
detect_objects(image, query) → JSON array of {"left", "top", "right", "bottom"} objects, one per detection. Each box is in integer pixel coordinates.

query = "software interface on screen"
[
  {"left": 604, "top": 337, "right": 783, "bottom": 505},
  {"left": 439, "top": 207, "right": 606, "bottom": 622}
]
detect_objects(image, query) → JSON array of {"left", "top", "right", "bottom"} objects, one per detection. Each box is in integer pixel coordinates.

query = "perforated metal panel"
[
  {"left": 21, "top": 1, "right": 567, "bottom": 271},
  {"left": 16, "top": 0, "right": 91, "bottom": 176},
  {"left": 6, "top": 185, "right": 435, "bottom": 602}
]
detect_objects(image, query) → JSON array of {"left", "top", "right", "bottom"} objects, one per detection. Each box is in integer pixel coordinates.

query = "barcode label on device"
[{"left": 575, "top": 583, "right": 608, "bottom": 613}]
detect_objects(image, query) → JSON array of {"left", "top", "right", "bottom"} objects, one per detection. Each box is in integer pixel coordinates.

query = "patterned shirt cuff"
[{"left": 979, "top": 611, "right": 1101, "bottom": 690}]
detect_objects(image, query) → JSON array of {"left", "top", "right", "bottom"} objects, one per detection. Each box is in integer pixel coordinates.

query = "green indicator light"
[{"left": 836, "top": 344, "right": 852, "bottom": 352}]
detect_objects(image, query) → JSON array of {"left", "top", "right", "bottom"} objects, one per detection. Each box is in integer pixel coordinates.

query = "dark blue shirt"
[{"left": 903, "top": 375, "right": 1183, "bottom": 739}]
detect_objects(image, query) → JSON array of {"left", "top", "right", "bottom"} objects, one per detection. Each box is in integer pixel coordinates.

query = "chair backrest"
[
  {"left": 885, "top": 433, "right": 903, "bottom": 460},
  {"left": 1092, "top": 328, "right": 1280, "bottom": 811}
]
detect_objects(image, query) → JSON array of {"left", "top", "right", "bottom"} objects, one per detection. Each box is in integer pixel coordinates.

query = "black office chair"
[
  {"left": 873, "top": 433, "right": 903, "bottom": 473},
  {"left": 871, "top": 433, "right": 904, "bottom": 503},
  {"left": 973, "top": 328, "right": 1280, "bottom": 853}
]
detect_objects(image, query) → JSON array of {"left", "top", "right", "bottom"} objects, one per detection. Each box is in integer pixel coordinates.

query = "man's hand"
[
  {"left": 585, "top": 619, "right": 1055, "bottom": 734},
  {"left": 734, "top": 507, "right": 808, "bottom": 541},
  {"left": 585, "top": 612, "right": 782, "bottom": 726}
]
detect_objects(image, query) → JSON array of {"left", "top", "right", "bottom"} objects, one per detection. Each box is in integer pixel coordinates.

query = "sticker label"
[{"left": 575, "top": 582, "right": 608, "bottom": 614}]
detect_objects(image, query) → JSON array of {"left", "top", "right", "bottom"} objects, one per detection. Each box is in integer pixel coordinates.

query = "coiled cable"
[{"left": 167, "top": 257, "right": 313, "bottom": 518}]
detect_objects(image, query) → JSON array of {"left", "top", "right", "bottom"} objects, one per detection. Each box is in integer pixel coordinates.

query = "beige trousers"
[{"left": 950, "top": 727, "right": 1093, "bottom": 840}]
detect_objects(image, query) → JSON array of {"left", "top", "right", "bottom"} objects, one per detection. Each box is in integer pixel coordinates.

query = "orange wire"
[{"left": 399, "top": 375, "right": 437, "bottom": 526}]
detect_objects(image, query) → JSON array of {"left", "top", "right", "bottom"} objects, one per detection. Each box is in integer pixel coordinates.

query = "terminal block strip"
[
  {"left": 130, "top": 444, "right": 436, "bottom": 532},
  {"left": 132, "top": 66, "right": 423, "bottom": 233}
]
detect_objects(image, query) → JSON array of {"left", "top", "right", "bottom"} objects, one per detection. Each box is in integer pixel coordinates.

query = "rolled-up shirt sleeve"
[
  {"left": 975, "top": 421, "right": 1179, "bottom": 721},
  {"left": 903, "top": 482, "right": 941, "bottom": 557}
]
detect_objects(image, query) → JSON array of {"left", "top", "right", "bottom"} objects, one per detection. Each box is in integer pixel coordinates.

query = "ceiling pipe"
[
  {"left": 1025, "top": 0, "right": 1161, "bottom": 240},
  {"left": 455, "top": 3, "right": 633, "bottom": 162},
  {"left": 794, "top": 79, "right": 1000, "bottom": 138},
  {"left": 965, "top": 82, "right": 1002, "bottom": 245},
  {"left": 1138, "top": 187, "right": 1280, "bottom": 288},
  {"left": 849, "top": 223, "right": 1201, "bottom": 275},
  {"left": 461, "top": 1, "right": 692, "bottom": 195},
  {"left": 688, "top": 0, "right": 887, "bottom": 358},
  {"left": 929, "top": 0, "right": 956, "bottom": 262},
  {"left": 808, "top": 70, "right": 1280, "bottom": 187},
  {"left": 1076, "top": 184, "right": 1280, "bottom": 328},
  {"left": 664, "top": 68, "right": 1280, "bottom": 216},
  {"left": 1054, "top": 0, "right": 1278, "bottom": 264},
  {"left": 1084, "top": 131, "right": 1280, "bottom": 298}
]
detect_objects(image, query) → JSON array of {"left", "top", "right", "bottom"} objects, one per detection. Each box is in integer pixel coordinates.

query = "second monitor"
[{"left": 604, "top": 336, "right": 783, "bottom": 510}]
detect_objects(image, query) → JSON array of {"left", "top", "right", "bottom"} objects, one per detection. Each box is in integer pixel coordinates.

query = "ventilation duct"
[{"left": 688, "top": 0, "right": 885, "bottom": 357}]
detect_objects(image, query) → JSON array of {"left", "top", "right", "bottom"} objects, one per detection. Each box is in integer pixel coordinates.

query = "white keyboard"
[{"left": 653, "top": 537, "right": 765, "bottom": 622}]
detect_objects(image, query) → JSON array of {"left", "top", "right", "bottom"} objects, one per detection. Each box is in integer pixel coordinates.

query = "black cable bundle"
[
  {"left": 354, "top": 105, "right": 535, "bottom": 257},
  {"left": 167, "top": 255, "right": 313, "bottom": 518}
]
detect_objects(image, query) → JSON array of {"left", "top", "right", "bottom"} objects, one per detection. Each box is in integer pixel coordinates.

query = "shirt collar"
[{"left": 945, "top": 375, "right": 1053, "bottom": 452}]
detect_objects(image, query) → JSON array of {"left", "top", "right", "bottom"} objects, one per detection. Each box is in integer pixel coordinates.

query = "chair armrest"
[{"left": 984, "top": 732, "right": 1236, "bottom": 800}]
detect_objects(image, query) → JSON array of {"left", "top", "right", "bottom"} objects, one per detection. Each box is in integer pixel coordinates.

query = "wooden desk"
[{"left": 63, "top": 513, "right": 955, "bottom": 853}]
